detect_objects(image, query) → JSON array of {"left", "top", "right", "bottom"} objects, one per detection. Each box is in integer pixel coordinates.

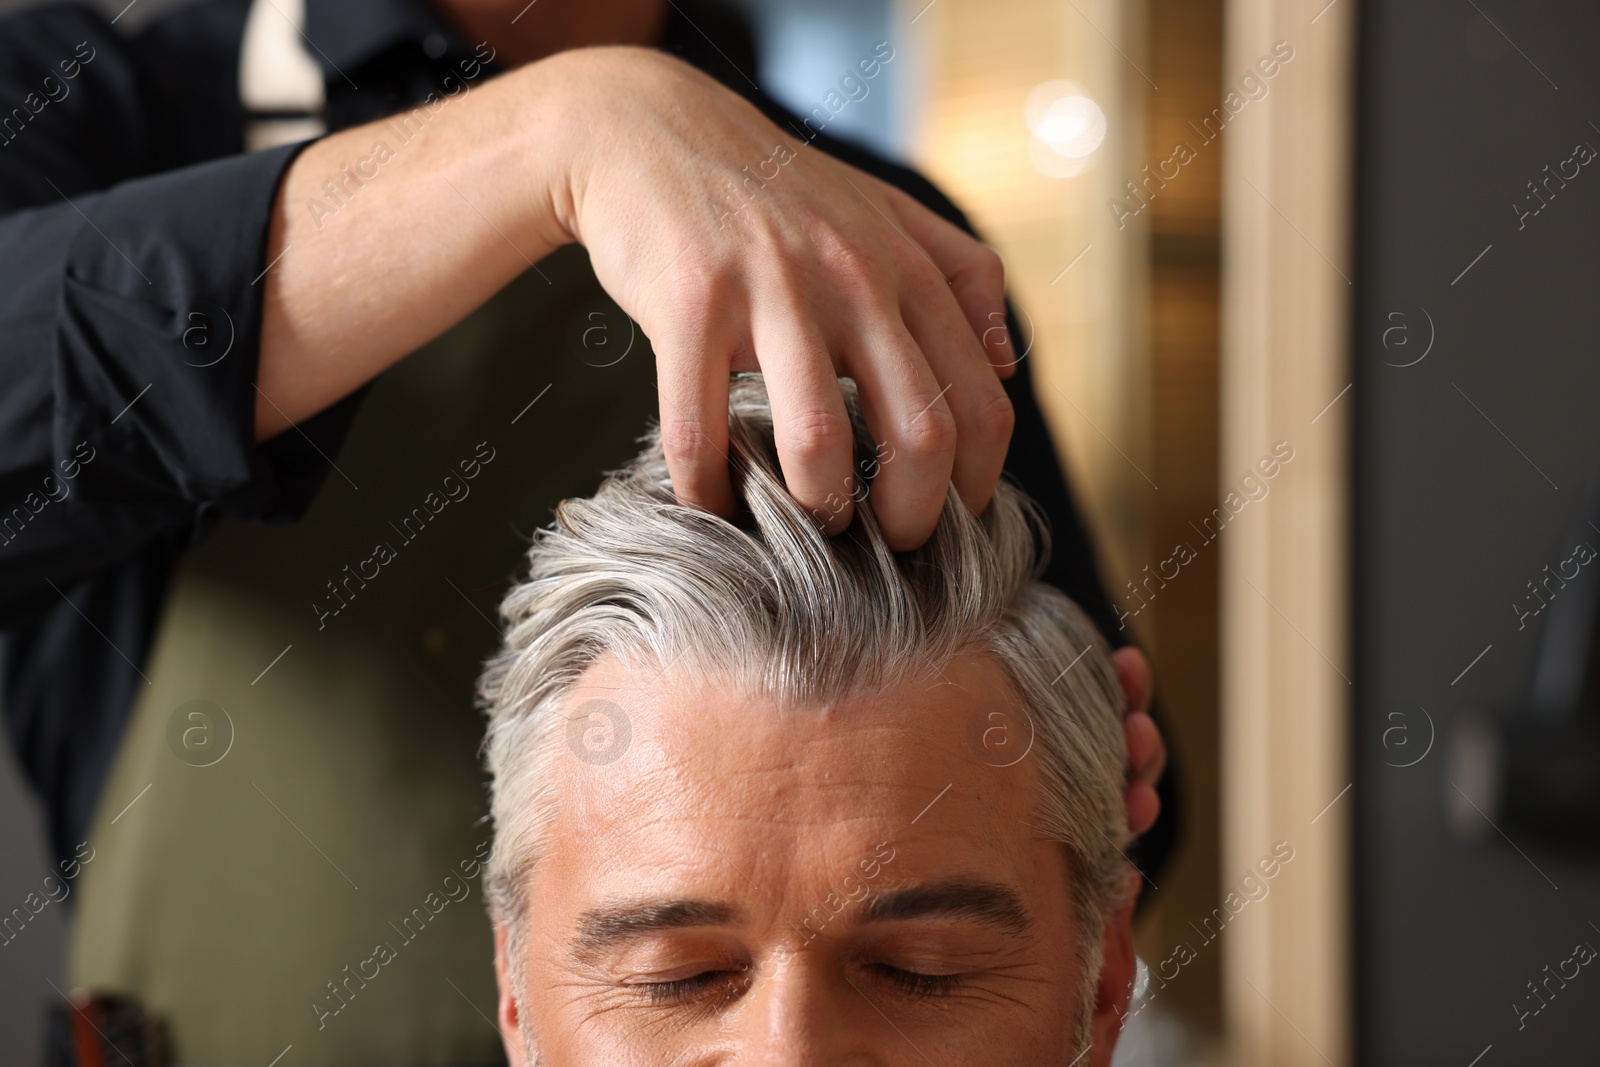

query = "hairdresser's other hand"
[
  {"left": 1115, "top": 646, "right": 1166, "bottom": 838},
  {"left": 548, "top": 48, "right": 1015, "bottom": 550}
]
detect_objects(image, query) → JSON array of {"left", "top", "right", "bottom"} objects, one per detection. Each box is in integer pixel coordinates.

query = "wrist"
[
  {"left": 511, "top": 46, "right": 702, "bottom": 248},
  {"left": 497, "top": 53, "right": 590, "bottom": 248}
]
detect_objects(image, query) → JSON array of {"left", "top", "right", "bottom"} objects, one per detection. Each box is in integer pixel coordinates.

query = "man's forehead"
[
  {"left": 566, "top": 652, "right": 1027, "bottom": 770},
  {"left": 547, "top": 652, "right": 1045, "bottom": 843}
]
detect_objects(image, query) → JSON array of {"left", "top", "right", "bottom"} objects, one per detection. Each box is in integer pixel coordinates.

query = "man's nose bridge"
[{"left": 736, "top": 949, "right": 872, "bottom": 1066}]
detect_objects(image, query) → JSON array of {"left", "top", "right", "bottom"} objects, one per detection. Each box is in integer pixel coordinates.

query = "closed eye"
[
  {"left": 870, "top": 963, "right": 966, "bottom": 998},
  {"left": 633, "top": 967, "right": 751, "bottom": 1006}
]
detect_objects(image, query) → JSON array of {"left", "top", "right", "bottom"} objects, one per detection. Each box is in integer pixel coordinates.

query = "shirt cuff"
[{"left": 55, "top": 140, "right": 363, "bottom": 528}]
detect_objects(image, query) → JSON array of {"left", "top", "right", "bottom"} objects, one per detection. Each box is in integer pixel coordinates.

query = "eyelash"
[
  {"left": 634, "top": 964, "right": 966, "bottom": 1005},
  {"left": 874, "top": 965, "right": 965, "bottom": 998},
  {"left": 637, "top": 969, "right": 748, "bottom": 1005}
]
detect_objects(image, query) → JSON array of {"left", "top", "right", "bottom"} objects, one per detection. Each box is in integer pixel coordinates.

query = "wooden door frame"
[{"left": 1219, "top": 0, "right": 1355, "bottom": 1064}]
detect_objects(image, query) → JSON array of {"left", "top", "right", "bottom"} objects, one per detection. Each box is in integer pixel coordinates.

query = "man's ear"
[
  {"left": 1089, "top": 876, "right": 1139, "bottom": 1066},
  {"left": 495, "top": 922, "right": 528, "bottom": 1067}
]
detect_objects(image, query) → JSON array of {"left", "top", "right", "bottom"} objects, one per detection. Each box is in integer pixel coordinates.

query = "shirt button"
[{"left": 423, "top": 33, "right": 448, "bottom": 59}]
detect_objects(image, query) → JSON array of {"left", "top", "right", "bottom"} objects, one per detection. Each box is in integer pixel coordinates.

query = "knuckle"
[
  {"left": 814, "top": 228, "right": 882, "bottom": 289},
  {"left": 972, "top": 245, "right": 1006, "bottom": 293},
  {"left": 968, "top": 385, "right": 1016, "bottom": 444},
  {"left": 681, "top": 279, "right": 731, "bottom": 327},
  {"left": 897, "top": 401, "right": 959, "bottom": 459},
  {"left": 659, "top": 417, "right": 723, "bottom": 467},
  {"left": 782, "top": 406, "right": 855, "bottom": 464},
  {"left": 760, "top": 235, "right": 816, "bottom": 302},
  {"left": 662, "top": 256, "right": 737, "bottom": 325}
]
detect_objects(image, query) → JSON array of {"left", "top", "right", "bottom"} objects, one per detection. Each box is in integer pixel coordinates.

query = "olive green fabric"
[{"left": 68, "top": 247, "right": 659, "bottom": 1065}]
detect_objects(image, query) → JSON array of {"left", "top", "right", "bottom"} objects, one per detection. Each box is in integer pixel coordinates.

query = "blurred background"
[{"left": 3, "top": 0, "right": 1598, "bottom": 1063}]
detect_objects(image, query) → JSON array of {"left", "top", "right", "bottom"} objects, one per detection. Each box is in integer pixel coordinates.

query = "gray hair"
[{"left": 479, "top": 373, "right": 1130, "bottom": 982}]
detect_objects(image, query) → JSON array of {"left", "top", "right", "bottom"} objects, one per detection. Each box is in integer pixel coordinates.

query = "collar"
[
  {"left": 303, "top": 0, "right": 460, "bottom": 80},
  {"left": 297, "top": 0, "right": 759, "bottom": 103}
]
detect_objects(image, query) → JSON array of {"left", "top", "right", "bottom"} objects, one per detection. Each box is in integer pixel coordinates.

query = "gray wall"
[
  {"left": 1354, "top": 0, "right": 1600, "bottom": 1062},
  {"left": 0, "top": 741, "right": 66, "bottom": 1067}
]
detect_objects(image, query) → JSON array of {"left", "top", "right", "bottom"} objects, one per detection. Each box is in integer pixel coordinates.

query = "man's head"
[{"left": 480, "top": 375, "right": 1135, "bottom": 1065}]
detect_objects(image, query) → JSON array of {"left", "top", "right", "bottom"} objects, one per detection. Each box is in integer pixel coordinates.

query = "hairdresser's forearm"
[
  {"left": 255, "top": 61, "right": 574, "bottom": 440},
  {"left": 254, "top": 45, "right": 1016, "bottom": 551}
]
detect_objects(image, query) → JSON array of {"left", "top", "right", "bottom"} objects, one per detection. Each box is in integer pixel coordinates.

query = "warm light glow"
[
  {"left": 1028, "top": 136, "right": 1095, "bottom": 178},
  {"left": 1024, "top": 80, "right": 1106, "bottom": 177}
]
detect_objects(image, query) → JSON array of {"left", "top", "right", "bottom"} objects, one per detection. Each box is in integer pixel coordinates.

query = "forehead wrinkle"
[
  {"left": 548, "top": 664, "right": 1052, "bottom": 888},
  {"left": 572, "top": 746, "right": 1036, "bottom": 839}
]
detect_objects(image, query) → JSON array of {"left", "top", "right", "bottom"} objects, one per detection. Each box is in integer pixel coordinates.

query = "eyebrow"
[
  {"left": 567, "top": 881, "right": 1033, "bottom": 961},
  {"left": 570, "top": 899, "right": 742, "bottom": 961},
  {"left": 861, "top": 881, "right": 1033, "bottom": 936}
]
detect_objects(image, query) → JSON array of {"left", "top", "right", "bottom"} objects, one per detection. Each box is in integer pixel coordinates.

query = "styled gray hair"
[{"left": 479, "top": 373, "right": 1130, "bottom": 980}]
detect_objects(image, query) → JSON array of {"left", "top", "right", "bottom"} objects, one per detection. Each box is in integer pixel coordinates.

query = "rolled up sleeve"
[
  {"left": 53, "top": 145, "right": 357, "bottom": 521},
  {"left": 0, "top": 4, "right": 357, "bottom": 622}
]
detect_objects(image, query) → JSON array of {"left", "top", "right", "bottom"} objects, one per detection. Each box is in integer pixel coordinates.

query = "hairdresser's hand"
[
  {"left": 550, "top": 48, "right": 1015, "bottom": 550},
  {"left": 1115, "top": 646, "right": 1166, "bottom": 838},
  {"left": 262, "top": 47, "right": 1010, "bottom": 550}
]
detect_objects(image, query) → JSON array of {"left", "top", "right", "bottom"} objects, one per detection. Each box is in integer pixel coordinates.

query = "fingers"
[
  {"left": 1124, "top": 711, "right": 1164, "bottom": 836},
  {"left": 1113, "top": 646, "right": 1153, "bottom": 718},
  {"left": 752, "top": 311, "right": 857, "bottom": 535},
  {"left": 899, "top": 265, "right": 1015, "bottom": 519},
  {"left": 656, "top": 325, "right": 736, "bottom": 519},
  {"left": 649, "top": 162, "right": 1015, "bottom": 544},
  {"left": 841, "top": 320, "right": 958, "bottom": 551},
  {"left": 874, "top": 178, "right": 1014, "bottom": 376},
  {"left": 817, "top": 180, "right": 1010, "bottom": 533},
  {"left": 1114, "top": 645, "right": 1165, "bottom": 837},
  {"left": 1126, "top": 780, "right": 1161, "bottom": 838},
  {"left": 1125, "top": 712, "right": 1167, "bottom": 785}
]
